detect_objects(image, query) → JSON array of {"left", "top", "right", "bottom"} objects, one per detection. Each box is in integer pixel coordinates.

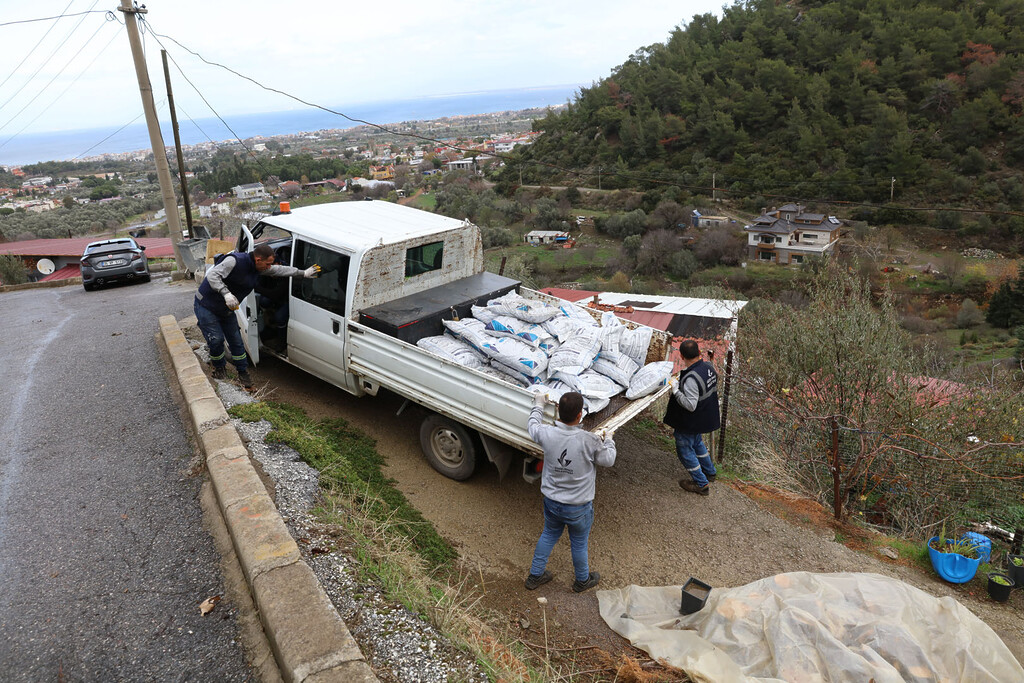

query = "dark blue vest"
[
  {"left": 663, "top": 360, "right": 721, "bottom": 434},
  {"left": 196, "top": 251, "right": 259, "bottom": 316}
]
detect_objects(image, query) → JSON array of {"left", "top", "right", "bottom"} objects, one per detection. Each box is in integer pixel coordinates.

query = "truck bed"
[{"left": 345, "top": 287, "right": 672, "bottom": 457}]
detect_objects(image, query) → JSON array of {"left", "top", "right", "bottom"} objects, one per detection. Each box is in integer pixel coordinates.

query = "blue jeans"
[
  {"left": 674, "top": 431, "right": 716, "bottom": 487},
  {"left": 530, "top": 497, "right": 593, "bottom": 582},
  {"left": 194, "top": 300, "right": 248, "bottom": 372}
]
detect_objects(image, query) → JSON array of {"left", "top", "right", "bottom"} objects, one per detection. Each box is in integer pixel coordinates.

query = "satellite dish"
[{"left": 37, "top": 258, "right": 55, "bottom": 275}]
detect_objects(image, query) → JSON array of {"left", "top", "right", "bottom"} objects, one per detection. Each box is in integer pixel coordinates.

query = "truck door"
[
  {"left": 287, "top": 239, "right": 352, "bottom": 388},
  {"left": 235, "top": 224, "right": 260, "bottom": 365}
]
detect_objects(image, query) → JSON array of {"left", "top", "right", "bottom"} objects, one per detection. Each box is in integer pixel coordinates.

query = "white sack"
[
  {"left": 558, "top": 302, "right": 598, "bottom": 325},
  {"left": 546, "top": 326, "right": 602, "bottom": 376},
  {"left": 597, "top": 572, "right": 1024, "bottom": 683},
  {"left": 470, "top": 304, "right": 499, "bottom": 324},
  {"left": 483, "top": 315, "right": 559, "bottom": 353},
  {"left": 475, "top": 364, "right": 527, "bottom": 387},
  {"left": 487, "top": 360, "right": 533, "bottom": 387},
  {"left": 552, "top": 369, "right": 623, "bottom": 400},
  {"left": 543, "top": 315, "right": 591, "bottom": 343},
  {"left": 416, "top": 335, "right": 486, "bottom": 369},
  {"left": 598, "top": 311, "right": 625, "bottom": 358},
  {"left": 485, "top": 291, "right": 562, "bottom": 324},
  {"left": 478, "top": 335, "right": 549, "bottom": 378},
  {"left": 442, "top": 318, "right": 488, "bottom": 353},
  {"left": 620, "top": 325, "right": 654, "bottom": 367},
  {"left": 591, "top": 354, "right": 640, "bottom": 388},
  {"left": 625, "top": 360, "right": 674, "bottom": 400},
  {"left": 583, "top": 395, "right": 610, "bottom": 415}
]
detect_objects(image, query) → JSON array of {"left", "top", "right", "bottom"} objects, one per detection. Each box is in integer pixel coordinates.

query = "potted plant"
[
  {"left": 928, "top": 525, "right": 981, "bottom": 584},
  {"left": 988, "top": 573, "right": 1015, "bottom": 602},
  {"left": 1008, "top": 553, "right": 1024, "bottom": 587}
]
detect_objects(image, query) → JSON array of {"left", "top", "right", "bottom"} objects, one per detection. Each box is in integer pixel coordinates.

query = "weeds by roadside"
[{"left": 229, "top": 400, "right": 608, "bottom": 681}]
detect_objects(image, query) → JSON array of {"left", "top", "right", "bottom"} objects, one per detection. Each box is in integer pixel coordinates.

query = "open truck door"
[{"left": 234, "top": 223, "right": 260, "bottom": 366}]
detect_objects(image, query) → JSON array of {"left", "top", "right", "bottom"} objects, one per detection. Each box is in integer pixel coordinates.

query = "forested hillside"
[{"left": 503, "top": 0, "right": 1024, "bottom": 242}]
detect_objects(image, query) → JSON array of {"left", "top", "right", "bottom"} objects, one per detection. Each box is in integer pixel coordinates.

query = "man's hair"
[
  {"left": 253, "top": 243, "right": 274, "bottom": 259},
  {"left": 679, "top": 339, "right": 700, "bottom": 360},
  {"left": 558, "top": 392, "right": 584, "bottom": 424}
]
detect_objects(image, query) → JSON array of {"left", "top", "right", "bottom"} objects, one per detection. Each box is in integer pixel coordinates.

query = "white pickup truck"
[{"left": 235, "top": 200, "right": 671, "bottom": 481}]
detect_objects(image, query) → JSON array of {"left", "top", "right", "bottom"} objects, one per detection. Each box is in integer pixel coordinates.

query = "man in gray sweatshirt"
[{"left": 524, "top": 391, "right": 617, "bottom": 593}]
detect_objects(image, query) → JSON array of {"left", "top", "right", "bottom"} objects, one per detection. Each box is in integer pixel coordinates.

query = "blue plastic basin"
[
  {"left": 961, "top": 532, "right": 991, "bottom": 563},
  {"left": 928, "top": 536, "right": 981, "bottom": 583}
]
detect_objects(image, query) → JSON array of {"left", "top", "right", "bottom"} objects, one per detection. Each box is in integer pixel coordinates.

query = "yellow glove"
[
  {"left": 303, "top": 264, "right": 321, "bottom": 278},
  {"left": 224, "top": 293, "right": 240, "bottom": 310}
]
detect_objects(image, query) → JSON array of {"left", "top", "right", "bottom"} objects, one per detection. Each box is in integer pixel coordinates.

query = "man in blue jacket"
[
  {"left": 664, "top": 339, "right": 720, "bottom": 496},
  {"left": 524, "top": 391, "right": 616, "bottom": 593},
  {"left": 194, "top": 243, "right": 319, "bottom": 388}
]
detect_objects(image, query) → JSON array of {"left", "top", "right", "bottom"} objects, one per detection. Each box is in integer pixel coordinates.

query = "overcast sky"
[{"left": 0, "top": 0, "right": 724, "bottom": 138}]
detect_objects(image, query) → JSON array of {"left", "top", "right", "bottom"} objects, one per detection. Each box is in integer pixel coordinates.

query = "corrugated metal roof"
[
  {"left": 580, "top": 292, "right": 746, "bottom": 319},
  {"left": 0, "top": 237, "right": 175, "bottom": 258},
  {"left": 39, "top": 264, "right": 81, "bottom": 281}
]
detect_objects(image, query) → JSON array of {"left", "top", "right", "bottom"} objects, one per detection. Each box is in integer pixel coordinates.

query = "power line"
[
  {"left": 0, "top": 0, "right": 75, "bottom": 93},
  {"left": 0, "top": 28, "right": 121, "bottom": 152},
  {"left": 0, "top": 17, "right": 111, "bottom": 136},
  {"left": 0, "top": 9, "right": 107, "bottom": 29},
  {"left": 73, "top": 100, "right": 165, "bottom": 160},
  {"left": 0, "top": 0, "right": 101, "bottom": 117}
]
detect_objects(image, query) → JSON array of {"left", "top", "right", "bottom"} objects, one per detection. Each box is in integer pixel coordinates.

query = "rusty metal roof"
[{"left": 0, "top": 237, "right": 175, "bottom": 258}]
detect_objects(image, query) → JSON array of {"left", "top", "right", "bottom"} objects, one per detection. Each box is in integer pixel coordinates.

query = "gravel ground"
[{"left": 198, "top": 345, "right": 488, "bottom": 683}]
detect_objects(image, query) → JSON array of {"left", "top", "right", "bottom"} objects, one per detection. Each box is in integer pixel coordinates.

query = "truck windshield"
[{"left": 405, "top": 241, "right": 443, "bottom": 277}]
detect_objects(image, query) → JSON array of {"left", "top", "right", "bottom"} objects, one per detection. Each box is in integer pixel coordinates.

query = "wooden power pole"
[{"left": 118, "top": 0, "right": 186, "bottom": 270}]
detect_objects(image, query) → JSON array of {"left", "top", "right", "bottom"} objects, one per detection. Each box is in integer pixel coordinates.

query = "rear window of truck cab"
[{"left": 405, "top": 241, "right": 443, "bottom": 277}]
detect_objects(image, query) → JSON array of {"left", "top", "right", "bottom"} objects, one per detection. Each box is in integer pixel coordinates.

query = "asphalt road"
[{"left": 0, "top": 276, "right": 253, "bottom": 681}]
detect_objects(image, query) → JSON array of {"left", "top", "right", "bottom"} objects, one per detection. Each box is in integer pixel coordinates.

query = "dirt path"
[{"left": 250, "top": 355, "right": 1024, "bottom": 665}]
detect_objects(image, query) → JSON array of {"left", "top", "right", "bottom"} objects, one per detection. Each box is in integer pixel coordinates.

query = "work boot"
[
  {"left": 211, "top": 366, "right": 227, "bottom": 380},
  {"left": 237, "top": 371, "right": 254, "bottom": 389},
  {"left": 524, "top": 570, "right": 553, "bottom": 590},
  {"left": 706, "top": 473, "right": 717, "bottom": 483},
  {"left": 572, "top": 571, "right": 600, "bottom": 593},
  {"left": 679, "top": 479, "right": 710, "bottom": 496}
]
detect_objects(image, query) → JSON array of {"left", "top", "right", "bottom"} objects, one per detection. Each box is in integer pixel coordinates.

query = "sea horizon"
[{"left": 0, "top": 84, "right": 582, "bottom": 167}]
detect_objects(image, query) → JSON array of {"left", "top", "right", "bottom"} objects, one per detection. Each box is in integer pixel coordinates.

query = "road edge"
[{"left": 158, "top": 314, "right": 378, "bottom": 683}]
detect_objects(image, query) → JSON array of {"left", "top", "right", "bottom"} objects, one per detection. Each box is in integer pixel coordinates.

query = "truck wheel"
[{"left": 419, "top": 415, "right": 477, "bottom": 481}]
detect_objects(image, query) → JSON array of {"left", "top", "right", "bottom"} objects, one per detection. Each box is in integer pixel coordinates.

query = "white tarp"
[{"left": 597, "top": 572, "right": 1023, "bottom": 683}]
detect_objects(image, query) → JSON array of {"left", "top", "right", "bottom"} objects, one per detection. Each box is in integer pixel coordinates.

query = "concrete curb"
[
  {"left": 158, "top": 314, "right": 378, "bottom": 683},
  {"left": 0, "top": 262, "right": 176, "bottom": 293}
]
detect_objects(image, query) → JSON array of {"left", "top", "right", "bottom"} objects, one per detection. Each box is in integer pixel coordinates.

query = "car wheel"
[{"left": 419, "top": 414, "right": 477, "bottom": 481}]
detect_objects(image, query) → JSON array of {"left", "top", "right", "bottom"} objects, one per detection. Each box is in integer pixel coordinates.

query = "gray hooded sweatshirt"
[{"left": 528, "top": 406, "right": 617, "bottom": 505}]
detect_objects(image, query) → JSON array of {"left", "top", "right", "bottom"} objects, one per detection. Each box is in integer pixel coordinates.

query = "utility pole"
[
  {"left": 161, "top": 49, "right": 193, "bottom": 236},
  {"left": 890, "top": 176, "right": 896, "bottom": 202},
  {"left": 118, "top": 0, "right": 186, "bottom": 270},
  {"left": 712, "top": 172, "right": 716, "bottom": 202}
]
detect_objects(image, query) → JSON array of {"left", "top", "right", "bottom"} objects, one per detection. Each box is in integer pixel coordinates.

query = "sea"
[{"left": 0, "top": 84, "right": 582, "bottom": 167}]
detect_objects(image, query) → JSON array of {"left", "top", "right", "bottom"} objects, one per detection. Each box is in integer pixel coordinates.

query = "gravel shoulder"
[{"left": 229, "top": 351, "right": 1024, "bottom": 671}]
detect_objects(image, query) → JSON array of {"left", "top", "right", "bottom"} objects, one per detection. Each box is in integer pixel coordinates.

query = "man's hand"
[
  {"left": 669, "top": 377, "right": 679, "bottom": 393},
  {"left": 304, "top": 264, "right": 321, "bottom": 278},
  {"left": 600, "top": 428, "right": 616, "bottom": 441},
  {"left": 533, "top": 391, "right": 549, "bottom": 407},
  {"left": 224, "top": 293, "right": 240, "bottom": 311}
]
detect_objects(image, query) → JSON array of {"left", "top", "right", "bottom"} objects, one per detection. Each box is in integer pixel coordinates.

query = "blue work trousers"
[
  {"left": 674, "top": 431, "right": 716, "bottom": 487},
  {"left": 194, "top": 299, "right": 248, "bottom": 372},
  {"left": 530, "top": 497, "right": 593, "bottom": 582}
]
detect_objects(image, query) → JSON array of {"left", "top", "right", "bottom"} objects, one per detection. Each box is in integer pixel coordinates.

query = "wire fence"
[{"left": 704, "top": 352, "right": 1024, "bottom": 551}]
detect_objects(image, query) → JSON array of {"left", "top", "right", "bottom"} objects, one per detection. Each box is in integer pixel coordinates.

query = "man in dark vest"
[
  {"left": 663, "top": 339, "right": 720, "bottom": 496},
  {"left": 194, "top": 243, "right": 319, "bottom": 388}
]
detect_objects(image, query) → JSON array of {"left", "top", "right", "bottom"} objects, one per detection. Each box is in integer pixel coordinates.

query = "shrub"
[
  {"left": 956, "top": 299, "right": 985, "bottom": 328},
  {"left": 0, "top": 254, "right": 28, "bottom": 285}
]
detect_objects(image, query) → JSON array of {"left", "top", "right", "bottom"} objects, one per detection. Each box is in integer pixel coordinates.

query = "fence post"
[
  {"left": 1013, "top": 528, "right": 1023, "bottom": 556},
  {"left": 716, "top": 347, "right": 734, "bottom": 463},
  {"left": 831, "top": 416, "right": 842, "bottom": 521}
]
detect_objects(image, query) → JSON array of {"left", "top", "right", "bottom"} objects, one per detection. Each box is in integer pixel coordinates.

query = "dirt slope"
[{"left": 251, "top": 354, "right": 1024, "bottom": 666}]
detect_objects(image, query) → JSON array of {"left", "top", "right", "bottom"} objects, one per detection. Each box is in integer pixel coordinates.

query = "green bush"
[{"left": 0, "top": 254, "right": 28, "bottom": 285}]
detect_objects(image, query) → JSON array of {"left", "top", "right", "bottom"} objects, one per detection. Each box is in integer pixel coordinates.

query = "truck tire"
[{"left": 419, "top": 414, "right": 477, "bottom": 481}]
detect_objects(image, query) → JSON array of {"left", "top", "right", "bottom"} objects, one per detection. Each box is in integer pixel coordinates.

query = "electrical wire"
[
  {"left": 0, "top": 17, "right": 111, "bottom": 136},
  {"left": 73, "top": 99, "right": 165, "bottom": 160},
  {"left": 0, "top": 28, "right": 121, "bottom": 152},
  {"left": 0, "top": 0, "right": 101, "bottom": 117},
  {"left": 0, "top": 9, "right": 107, "bottom": 28},
  {"left": 0, "top": 0, "right": 75, "bottom": 93},
  {"left": 148, "top": 35, "right": 273, "bottom": 179}
]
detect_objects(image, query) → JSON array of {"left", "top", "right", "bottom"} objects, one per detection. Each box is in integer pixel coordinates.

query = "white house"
[
  {"left": 744, "top": 203, "right": 842, "bottom": 264},
  {"left": 446, "top": 158, "right": 475, "bottom": 172},
  {"left": 197, "top": 196, "right": 232, "bottom": 218},
  {"left": 231, "top": 182, "right": 267, "bottom": 200}
]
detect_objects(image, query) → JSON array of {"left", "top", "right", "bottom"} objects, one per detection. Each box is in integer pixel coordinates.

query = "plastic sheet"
[{"left": 597, "top": 572, "right": 1024, "bottom": 683}]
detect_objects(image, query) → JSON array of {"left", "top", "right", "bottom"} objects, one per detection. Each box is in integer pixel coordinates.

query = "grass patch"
[
  {"left": 411, "top": 191, "right": 437, "bottom": 211},
  {"left": 229, "top": 400, "right": 558, "bottom": 680},
  {"left": 229, "top": 401, "right": 455, "bottom": 570}
]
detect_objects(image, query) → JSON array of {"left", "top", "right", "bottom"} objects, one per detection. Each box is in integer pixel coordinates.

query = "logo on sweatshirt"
[{"left": 557, "top": 449, "right": 572, "bottom": 468}]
